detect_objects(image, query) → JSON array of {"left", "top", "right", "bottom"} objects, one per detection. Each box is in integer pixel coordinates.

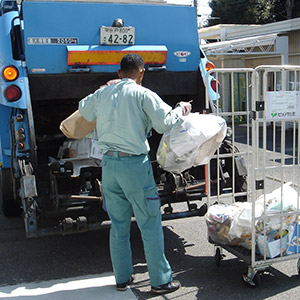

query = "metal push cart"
[{"left": 205, "top": 65, "right": 300, "bottom": 287}]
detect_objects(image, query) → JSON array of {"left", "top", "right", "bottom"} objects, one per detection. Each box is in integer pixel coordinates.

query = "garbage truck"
[{"left": 0, "top": 0, "right": 246, "bottom": 237}]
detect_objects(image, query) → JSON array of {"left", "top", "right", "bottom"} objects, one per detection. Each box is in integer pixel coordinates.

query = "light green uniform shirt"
[{"left": 79, "top": 78, "right": 184, "bottom": 155}]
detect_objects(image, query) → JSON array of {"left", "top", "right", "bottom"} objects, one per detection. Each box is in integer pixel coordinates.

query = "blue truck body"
[
  {"left": 23, "top": 1, "right": 200, "bottom": 73},
  {"left": 0, "top": 0, "right": 228, "bottom": 237}
]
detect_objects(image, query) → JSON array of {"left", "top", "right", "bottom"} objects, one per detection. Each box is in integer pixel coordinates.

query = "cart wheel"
[
  {"left": 242, "top": 272, "right": 261, "bottom": 288},
  {"left": 215, "top": 247, "right": 222, "bottom": 266}
]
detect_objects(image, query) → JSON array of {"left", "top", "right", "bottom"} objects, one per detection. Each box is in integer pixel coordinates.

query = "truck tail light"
[
  {"left": 211, "top": 79, "right": 220, "bottom": 92},
  {"left": 206, "top": 61, "right": 215, "bottom": 73},
  {"left": 2, "top": 66, "right": 19, "bottom": 81},
  {"left": 4, "top": 85, "right": 22, "bottom": 102}
]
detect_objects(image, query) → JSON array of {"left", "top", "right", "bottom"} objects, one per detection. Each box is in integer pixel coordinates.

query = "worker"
[{"left": 78, "top": 53, "right": 192, "bottom": 294}]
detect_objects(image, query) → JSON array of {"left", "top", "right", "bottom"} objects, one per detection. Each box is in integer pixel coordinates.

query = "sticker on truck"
[
  {"left": 173, "top": 51, "right": 191, "bottom": 57},
  {"left": 27, "top": 37, "right": 79, "bottom": 45}
]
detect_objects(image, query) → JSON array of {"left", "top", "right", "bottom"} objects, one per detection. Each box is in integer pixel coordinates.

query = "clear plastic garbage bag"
[{"left": 156, "top": 113, "right": 227, "bottom": 173}]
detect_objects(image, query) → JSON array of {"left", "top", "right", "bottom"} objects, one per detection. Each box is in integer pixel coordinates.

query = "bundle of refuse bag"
[
  {"left": 156, "top": 113, "right": 227, "bottom": 173},
  {"left": 206, "top": 182, "right": 300, "bottom": 257},
  {"left": 206, "top": 201, "right": 257, "bottom": 250}
]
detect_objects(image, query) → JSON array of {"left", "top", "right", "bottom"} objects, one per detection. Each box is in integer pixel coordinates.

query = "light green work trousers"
[{"left": 101, "top": 153, "right": 172, "bottom": 287}]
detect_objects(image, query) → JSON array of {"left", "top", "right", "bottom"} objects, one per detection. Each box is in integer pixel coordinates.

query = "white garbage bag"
[
  {"left": 156, "top": 113, "right": 227, "bottom": 173},
  {"left": 206, "top": 183, "right": 300, "bottom": 251},
  {"left": 206, "top": 202, "right": 254, "bottom": 248},
  {"left": 255, "top": 182, "right": 300, "bottom": 233},
  {"left": 255, "top": 182, "right": 300, "bottom": 213}
]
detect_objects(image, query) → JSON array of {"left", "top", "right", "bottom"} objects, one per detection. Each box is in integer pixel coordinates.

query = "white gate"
[
  {"left": 205, "top": 67, "right": 255, "bottom": 206},
  {"left": 205, "top": 65, "right": 300, "bottom": 286}
]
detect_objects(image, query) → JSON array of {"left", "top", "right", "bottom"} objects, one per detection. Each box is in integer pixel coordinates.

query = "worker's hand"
[
  {"left": 99, "top": 79, "right": 121, "bottom": 89},
  {"left": 106, "top": 79, "right": 121, "bottom": 86},
  {"left": 178, "top": 101, "right": 192, "bottom": 116}
]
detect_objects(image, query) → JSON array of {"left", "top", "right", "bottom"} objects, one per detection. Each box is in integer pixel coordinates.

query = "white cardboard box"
[
  {"left": 256, "top": 233, "right": 288, "bottom": 258},
  {"left": 59, "top": 138, "right": 103, "bottom": 161}
]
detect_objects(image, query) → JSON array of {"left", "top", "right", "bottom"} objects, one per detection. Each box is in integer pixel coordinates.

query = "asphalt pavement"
[
  {"left": 1, "top": 209, "right": 300, "bottom": 300},
  {"left": 1, "top": 125, "right": 300, "bottom": 299}
]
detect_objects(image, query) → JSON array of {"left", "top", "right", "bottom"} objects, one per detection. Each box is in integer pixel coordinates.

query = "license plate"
[{"left": 100, "top": 26, "right": 135, "bottom": 45}]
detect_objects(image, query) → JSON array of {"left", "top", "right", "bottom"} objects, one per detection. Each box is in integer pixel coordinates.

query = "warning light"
[
  {"left": 2, "top": 66, "right": 19, "bottom": 81},
  {"left": 205, "top": 61, "right": 215, "bottom": 73}
]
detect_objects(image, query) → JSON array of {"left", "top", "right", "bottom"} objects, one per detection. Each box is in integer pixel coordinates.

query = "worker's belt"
[{"left": 105, "top": 150, "right": 134, "bottom": 157}]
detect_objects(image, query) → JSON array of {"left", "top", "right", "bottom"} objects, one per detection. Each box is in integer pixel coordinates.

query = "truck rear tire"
[{"left": 0, "top": 168, "right": 22, "bottom": 216}]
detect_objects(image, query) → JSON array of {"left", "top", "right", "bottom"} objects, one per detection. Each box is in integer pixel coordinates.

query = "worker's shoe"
[
  {"left": 151, "top": 280, "right": 181, "bottom": 294},
  {"left": 116, "top": 275, "right": 134, "bottom": 292}
]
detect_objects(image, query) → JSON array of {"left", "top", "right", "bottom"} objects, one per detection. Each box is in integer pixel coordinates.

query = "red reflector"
[
  {"left": 4, "top": 85, "right": 22, "bottom": 102},
  {"left": 17, "top": 142, "right": 24, "bottom": 150},
  {"left": 211, "top": 79, "right": 220, "bottom": 92}
]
